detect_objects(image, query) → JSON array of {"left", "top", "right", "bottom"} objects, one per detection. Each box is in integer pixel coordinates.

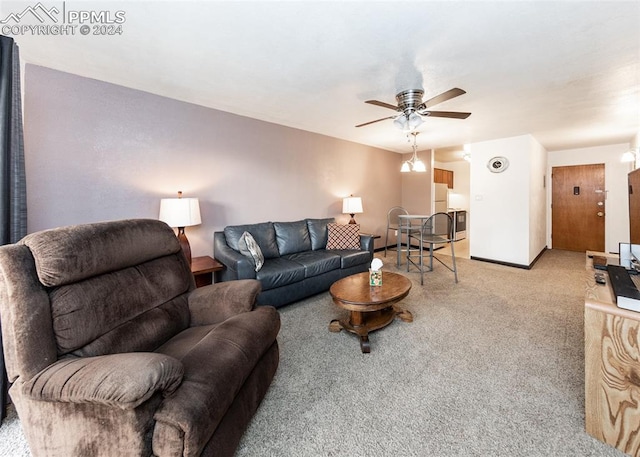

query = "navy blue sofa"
[{"left": 214, "top": 218, "right": 374, "bottom": 307}]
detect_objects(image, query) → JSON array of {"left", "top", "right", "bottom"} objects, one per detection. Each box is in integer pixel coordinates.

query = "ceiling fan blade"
[
  {"left": 355, "top": 116, "right": 397, "bottom": 128},
  {"left": 365, "top": 100, "right": 400, "bottom": 111},
  {"left": 420, "top": 110, "right": 471, "bottom": 119},
  {"left": 422, "top": 88, "right": 466, "bottom": 109}
]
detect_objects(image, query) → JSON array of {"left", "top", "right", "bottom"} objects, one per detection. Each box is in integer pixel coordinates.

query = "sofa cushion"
[
  {"left": 274, "top": 220, "right": 311, "bottom": 255},
  {"left": 224, "top": 222, "right": 280, "bottom": 259},
  {"left": 306, "top": 218, "right": 335, "bottom": 250},
  {"left": 326, "top": 223, "right": 361, "bottom": 249},
  {"left": 255, "top": 258, "right": 305, "bottom": 290},
  {"left": 238, "top": 231, "right": 264, "bottom": 272},
  {"left": 283, "top": 251, "right": 341, "bottom": 278},
  {"left": 334, "top": 249, "right": 371, "bottom": 269}
]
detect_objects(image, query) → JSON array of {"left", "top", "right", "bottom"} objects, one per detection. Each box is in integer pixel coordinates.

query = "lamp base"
[
  {"left": 176, "top": 227, "right": 192, "bottom": 265},
  {"left": 348, "top": 214, "right": 357, "bottom": 224}
]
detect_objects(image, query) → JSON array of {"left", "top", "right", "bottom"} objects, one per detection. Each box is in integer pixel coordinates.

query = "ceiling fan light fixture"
[
  {"left": 393, "top": 111, "right": 424, "bottom": 132},
  {"left": 357, "top": 87, "right": 469, "bottom": 130},
  {"left": 400, "top": 161, "right": 411, "bottom": 173},
  {"left": 407, "top": 111, "right": 423, "bottom": 129},
  {"left": 393, "top": 116, "right": 406, "bottom": 130}
]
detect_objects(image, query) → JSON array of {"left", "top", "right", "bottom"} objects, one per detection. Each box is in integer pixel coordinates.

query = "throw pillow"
[
  {"left": 326, "top": 223, "right": 360, "bottom": 250},
  {"left": 238, "top": 231, "right": 264, "bottom": 272}
]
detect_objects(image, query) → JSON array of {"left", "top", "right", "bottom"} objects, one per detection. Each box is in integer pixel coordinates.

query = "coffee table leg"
[
  {"left": 330, "top": 307, "right": 411, "bottom": 354},
  {"left": 393, "top": 304, "right": 413, "bottom": 323},
  {"left": 359, "top": 335, "right": 371, "bottom": 353},
  {"left": 329, "top": 312, "right": 373, "bottom": 353},
  {"left": 329, "top": 319, "right": 343, "bottom": 332},
  {"left": 350, "top": 312, "right": 373, "bottom": 353}
]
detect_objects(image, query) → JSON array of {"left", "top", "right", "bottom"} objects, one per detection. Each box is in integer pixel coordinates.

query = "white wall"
[
  {"left": 529, "top": 139, "right": 548, "bottom": 260},
  {"left": 547, "top": 143, "right": 631, "bottom": 253},
  {"left": 469, "top": 134, "right": 546, "bottom": 266}
]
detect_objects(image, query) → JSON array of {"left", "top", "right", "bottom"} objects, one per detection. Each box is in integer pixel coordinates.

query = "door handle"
[{"left": 597, "top": 212, "right": 604, "bottom": 217}]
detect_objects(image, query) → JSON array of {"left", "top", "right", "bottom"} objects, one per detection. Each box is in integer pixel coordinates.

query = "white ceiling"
[{"left": 3, "top": 1, "right": 640, "bottom": 158}]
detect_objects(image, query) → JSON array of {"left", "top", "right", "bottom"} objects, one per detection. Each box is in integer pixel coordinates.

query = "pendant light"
[{"left": 400, "top": 132, "right": 426, "bottom": 173}]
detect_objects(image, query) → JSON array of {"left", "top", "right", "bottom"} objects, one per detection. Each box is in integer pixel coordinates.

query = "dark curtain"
[{"left": 0, "top": 35, "right": 27, "bottom": 422}]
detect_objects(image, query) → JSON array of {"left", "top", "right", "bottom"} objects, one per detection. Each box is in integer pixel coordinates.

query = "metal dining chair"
[
  {"left": 407, "top": 212, "right": 458, "bottom": 285},
  {"left": 384, "top": 206, "right": 409, "bottom": 258}
]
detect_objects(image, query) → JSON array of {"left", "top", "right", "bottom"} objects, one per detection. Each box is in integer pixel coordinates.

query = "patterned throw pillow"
[
  {"left": 238, "top": 231, "right": 264, "bottom": 272},
  {"left": 326, "top": 223, "right": 360, "bottom": 250}
]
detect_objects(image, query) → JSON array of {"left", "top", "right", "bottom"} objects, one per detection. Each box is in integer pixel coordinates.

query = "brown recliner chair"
[{"left": 0, "top": 219, "right": 280, "bottom": 456}]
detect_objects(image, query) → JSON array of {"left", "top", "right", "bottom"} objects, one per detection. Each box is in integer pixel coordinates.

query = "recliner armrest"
[
  {"left": 188, "top": 279, "right": 262, "bottom": 326},
  {"left": 22, "top": 353, "right": 183, "bottom": 410}
]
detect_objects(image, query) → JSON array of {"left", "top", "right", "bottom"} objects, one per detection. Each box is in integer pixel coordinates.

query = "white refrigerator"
[
  {"left": 434, "top": 183, "right": 449, "bottom": 213},
  {"left": 433, "top": 183, "right": 450, "bottom": 239}
]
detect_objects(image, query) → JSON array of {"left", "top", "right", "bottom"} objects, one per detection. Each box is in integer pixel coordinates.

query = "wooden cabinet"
[
  {"left": 434, "top": 168, "right": 454, "bottom": 189},
  {"left": 584, "top": 252, "right": 640, "bottom": 456},
  {"left": 434, "top": 168, "right": 444, "bottom": 184}
]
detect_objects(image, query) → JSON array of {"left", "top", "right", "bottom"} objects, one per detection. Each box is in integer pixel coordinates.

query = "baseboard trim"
[{"left": 471, "top": 247, "right": 548, "bottom": 270}]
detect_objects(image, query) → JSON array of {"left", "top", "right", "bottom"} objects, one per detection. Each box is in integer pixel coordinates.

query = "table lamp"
[
  {"left": 159, "top": 191, "right": 201, "bottom": 265},
  {"left": 342, "top": 195, "right": 363, "bottom": 224}
]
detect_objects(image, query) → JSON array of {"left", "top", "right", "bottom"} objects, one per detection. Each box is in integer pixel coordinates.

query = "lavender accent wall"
[{"left": 23, "top": 65, "right": 402, "bottom": 257}]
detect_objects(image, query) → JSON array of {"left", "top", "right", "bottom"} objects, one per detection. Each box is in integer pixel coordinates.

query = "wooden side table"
[
  {"left": 191, "top": 256, "right": 224, "bottom": 288},
  {"left": 584, "top": 251, "right": 640, "bottom": 456}
]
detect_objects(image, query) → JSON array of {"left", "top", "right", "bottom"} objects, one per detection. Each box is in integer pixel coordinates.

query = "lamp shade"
[
  {"left": 412, "top": 159, "right": 427, "bottom": 172},
  {"left": 159, "top": 197, "right": 201, "bottom": 228},
  {"left": 342, "top": 196, "right": 363, "bottom": 214}
]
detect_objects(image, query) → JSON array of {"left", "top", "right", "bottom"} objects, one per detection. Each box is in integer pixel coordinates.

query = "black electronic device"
[{"left": 607, "top": 264, "right": 640, "bottom": 312}]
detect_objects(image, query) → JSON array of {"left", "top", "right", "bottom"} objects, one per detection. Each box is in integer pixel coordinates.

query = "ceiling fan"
[{"left": 356, "top": 88, "right": 471, "bottom": 130}]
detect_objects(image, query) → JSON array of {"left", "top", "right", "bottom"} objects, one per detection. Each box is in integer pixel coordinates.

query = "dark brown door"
[{"left": 552, "top": 164, "right": 605, "bottom": 252}]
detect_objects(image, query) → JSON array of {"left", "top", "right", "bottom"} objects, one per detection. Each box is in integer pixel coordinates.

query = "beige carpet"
[
  {"left": 0, "top": 249, "right": 626, "bottom": 456},
  {"left": 235, "top": 249, "right": 623, "bottom": 456}
]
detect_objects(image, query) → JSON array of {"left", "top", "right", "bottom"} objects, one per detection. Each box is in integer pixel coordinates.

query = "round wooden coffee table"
[{"left": 329, "top": 271, "right": 412, "bottom": 353}]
